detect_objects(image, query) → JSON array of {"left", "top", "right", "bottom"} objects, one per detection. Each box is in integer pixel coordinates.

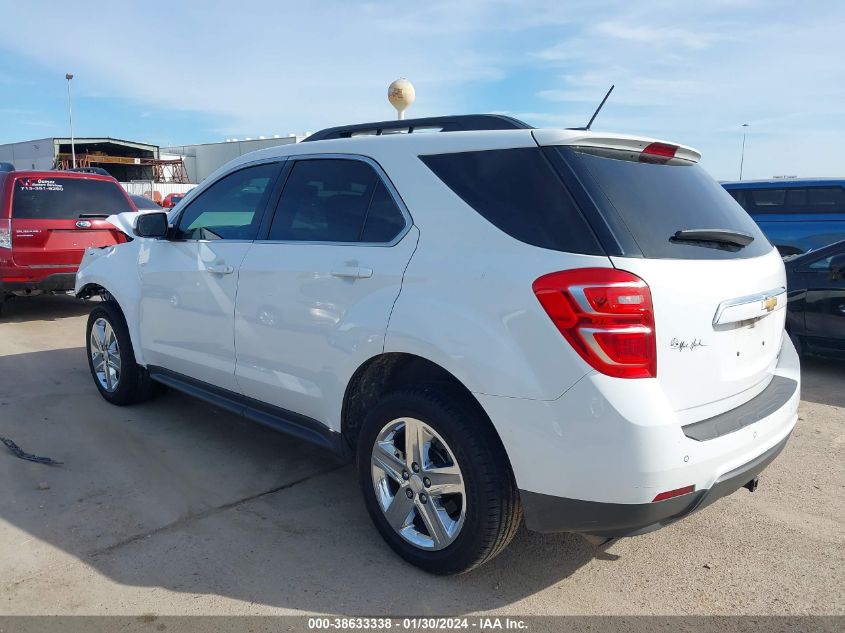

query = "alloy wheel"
[
  {"left": 371, "top": 417, "right": 466, "bottom": 550},
  {"left": 90, "top": 317, "right": 121, "bottom": 392}
]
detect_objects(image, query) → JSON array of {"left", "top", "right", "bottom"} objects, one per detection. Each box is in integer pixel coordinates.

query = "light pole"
[
  {"left": 739, "top": 123, "right": 749, "bottom": 180},
  {"left": 65, "top": 73, "right": 76, "bottom": 169}
]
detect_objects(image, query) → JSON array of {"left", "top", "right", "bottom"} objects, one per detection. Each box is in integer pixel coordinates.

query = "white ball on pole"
[{"left": 388, "top": 78, "right": 415, "bottom": 121}]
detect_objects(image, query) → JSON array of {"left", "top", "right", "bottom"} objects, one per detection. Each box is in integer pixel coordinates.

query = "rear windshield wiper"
[
  {"left": 78, "top": 212, "right": 111, "bottom": 218},
  {"left": 671, "top": 229, "right": 754, "bottom": 250}
]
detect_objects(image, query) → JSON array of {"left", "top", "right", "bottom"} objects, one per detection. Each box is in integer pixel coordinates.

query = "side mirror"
[
  {"left": 830, "top": 254, "right": 845, "bottom": 281},
  {"left": 134, "top": 212, "right": 169, "bottom": 239}
]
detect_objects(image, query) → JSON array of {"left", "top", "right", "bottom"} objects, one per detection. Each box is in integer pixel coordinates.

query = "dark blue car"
[
  {"left": 722, "top": 178, "right": 845, "bottom": 255},
  {"left": 783, "top": 239, "right": 845, "bottom": 358}
]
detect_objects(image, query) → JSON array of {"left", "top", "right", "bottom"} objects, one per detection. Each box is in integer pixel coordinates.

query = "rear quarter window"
[
  {"left": 420, "top": 148, "right": 603, "bottom": 255},
  {"left": 12, "top": 177, "right": 132, "bottom": 219}
]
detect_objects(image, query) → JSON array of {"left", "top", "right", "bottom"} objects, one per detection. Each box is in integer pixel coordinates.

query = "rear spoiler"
[{"left": 533, "top": 129, "right": 701, "bottom": 163}]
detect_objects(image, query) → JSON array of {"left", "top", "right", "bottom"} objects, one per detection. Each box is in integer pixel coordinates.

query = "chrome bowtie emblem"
[{"left": 76, "top": 220, "right": 92, "bottom": 229}]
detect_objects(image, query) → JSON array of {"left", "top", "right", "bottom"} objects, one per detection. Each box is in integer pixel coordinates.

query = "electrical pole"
[{"left": 66, "top": 73, "right": 76, "bottom": 169}]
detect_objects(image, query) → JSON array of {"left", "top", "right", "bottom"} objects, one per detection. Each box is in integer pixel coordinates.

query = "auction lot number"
[{"left": 308, "top": 617, "right": 527, "bottom": 630}]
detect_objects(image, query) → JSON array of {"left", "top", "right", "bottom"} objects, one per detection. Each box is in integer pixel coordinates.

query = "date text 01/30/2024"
[{"left": 307, "top": 616, "right": 528, "bottom": 630}]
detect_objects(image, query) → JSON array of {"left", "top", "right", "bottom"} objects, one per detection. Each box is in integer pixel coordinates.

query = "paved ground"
[{"left": 0, "top": 294, "right": 842, "bottom": 616}]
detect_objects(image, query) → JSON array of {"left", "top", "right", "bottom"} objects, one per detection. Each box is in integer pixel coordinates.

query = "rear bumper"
[
  {"left": 0, "top": 272, "right": 77, "bottom": 294},
  {"left": 476, "top": 332, "right": 800, "bottom": 535},
  {"left": 520, "top": 431, "right": 790, "bottom": 536}
]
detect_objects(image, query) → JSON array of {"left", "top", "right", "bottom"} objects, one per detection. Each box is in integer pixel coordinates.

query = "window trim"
[
  {"left": 258, "top": 153, "right": 413, "bottom": 247},
  {"left": 169, "top": 158, "right": 286, "bottom": 243}
]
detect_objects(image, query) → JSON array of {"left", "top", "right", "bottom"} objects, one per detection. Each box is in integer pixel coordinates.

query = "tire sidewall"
[
  {"left": 357, "top": 389, "right": 496, "bottom": 574},
  {"left": 85, "top": 303, "right": 137, "bottom": 405}
]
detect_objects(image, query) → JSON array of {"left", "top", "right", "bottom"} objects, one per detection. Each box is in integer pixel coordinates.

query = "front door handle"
[
  {"left": 206, "top": 263, "right": 234, "bottom": 275},
  {"left": 331, "top": 266, "right": 373, "bottom": 280}
]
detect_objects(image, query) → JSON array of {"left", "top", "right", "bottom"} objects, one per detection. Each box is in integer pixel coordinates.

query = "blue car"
[{"left": 722, "top": 178, "right": 845, "bottom": 255}]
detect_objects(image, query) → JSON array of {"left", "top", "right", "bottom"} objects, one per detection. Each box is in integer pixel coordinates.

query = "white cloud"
[
  {"left": 0, "top": 0, "right": 842, "bottom": 179},
  {"left": 593, "top": 21, "right": 729, "bottom": 50}
]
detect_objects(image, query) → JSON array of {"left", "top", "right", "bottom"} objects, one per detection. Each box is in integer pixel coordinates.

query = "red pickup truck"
[{"left": 0, "top": 170, "right": 132, "bottom": 313}]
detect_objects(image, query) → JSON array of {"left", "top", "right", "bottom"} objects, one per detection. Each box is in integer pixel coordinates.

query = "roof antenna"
[{"left": 585, "top": 84, "right": 614, "bottom": 130}]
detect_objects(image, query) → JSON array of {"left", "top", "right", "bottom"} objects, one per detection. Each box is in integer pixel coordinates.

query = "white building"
[
  {"left": 161, "top": 136, "right": 305, "bottom": 183},
  {"left": 0, "top": 134, "right": 306, "bottom": 185}
]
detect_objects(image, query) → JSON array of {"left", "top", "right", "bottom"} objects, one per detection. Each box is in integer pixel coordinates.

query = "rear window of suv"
[
  {"left": 420, "top": 148, "right": 603, "bottom": 255},
  {"left": 556, "top": 146, "right": 772, "bottom": 259},
  {"left": 12, "top": 177, "right": 132, "bottom": 219}
]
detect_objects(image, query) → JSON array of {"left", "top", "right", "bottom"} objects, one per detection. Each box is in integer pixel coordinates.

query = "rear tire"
[
  {"left": 86, "top": 302, "right": 156, "bottom": 405},
  {"left": 357, "top": 385, "right": 522, "bottom": 575}
]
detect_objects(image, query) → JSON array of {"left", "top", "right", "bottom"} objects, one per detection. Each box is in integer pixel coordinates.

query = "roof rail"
[
  {"left": 65, "top": 166, "right": 112, "bottom": 177},
  {"left": 302, "top": 114, "right": 531, "bottom": 142}
]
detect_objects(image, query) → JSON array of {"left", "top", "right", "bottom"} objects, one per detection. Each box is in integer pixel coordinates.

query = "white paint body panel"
[
  {"left": 234, "top": 228, "right": 419, "bottom": 430},
  {"left": 138, "top": 239, "right": 251, "bottom": 391},
  {"left": 612, "top": 249, "right": 787, "bottom": 419}
]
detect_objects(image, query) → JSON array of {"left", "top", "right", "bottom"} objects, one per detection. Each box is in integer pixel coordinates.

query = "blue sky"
[{"left": 1, "top": 0, "right": 842, "bottom": 180}]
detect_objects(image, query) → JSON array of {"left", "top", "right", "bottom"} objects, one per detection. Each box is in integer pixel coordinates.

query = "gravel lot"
[{"left": 0, "top": 294, "right": 843, "bottom": 616}]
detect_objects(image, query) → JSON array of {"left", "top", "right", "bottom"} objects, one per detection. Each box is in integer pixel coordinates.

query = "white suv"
[{"left": 76, "top": 115, "right": 800, "bottom": 575}]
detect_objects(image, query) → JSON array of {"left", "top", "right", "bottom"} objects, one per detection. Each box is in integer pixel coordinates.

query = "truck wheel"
[
  {"left": 357, "top": 385, "right": 522, "bottom": 574},
  {"left": 86, "top": 302, "right": 156, "bottom": 405}
]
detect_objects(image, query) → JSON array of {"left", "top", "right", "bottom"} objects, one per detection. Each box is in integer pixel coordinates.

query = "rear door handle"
[
  {"left": 331, "top": 266, "right": 373, "bottom": 279},
  {"left": 206, "top": 263, "right": 234, "bottom": 275}
]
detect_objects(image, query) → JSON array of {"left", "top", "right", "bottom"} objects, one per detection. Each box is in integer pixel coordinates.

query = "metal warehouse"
[
  {"left": 0, "top": 135, "right": 305, "bottom": 185},
  {"left": 0, "top": 137, "right": 180, "bottom": 181}
]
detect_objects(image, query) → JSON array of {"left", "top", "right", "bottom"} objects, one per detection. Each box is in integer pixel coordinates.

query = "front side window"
[
  {"left": 807, "top": 256, "right": 834, "bottom": 271},
  {"left": 175, "top": 163, "right": 278, "bottom": 240},
  {"left": 268, "top": 158, "right": 405, "bottom": 243},
  {"left": 806, "top": 245, "right": 845, "bottom": 271}
]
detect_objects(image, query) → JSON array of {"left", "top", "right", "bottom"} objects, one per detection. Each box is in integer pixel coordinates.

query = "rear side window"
[
  {"left": 808, "top": 187, "right": 845, "bottom": 210},
  {"left": 558, "top": 147, "right": 772, "bottom": 259},
  {"left": 12, "top": 177, "right": 132, "bottom": 219},
  {"left": 360, "top": 181, "right": 407, "bottom": 242},
  {"left": 268, "top": 158, "right": 406, "bottom": 243},
  {"left": 421, "top": 149, "right": 602, "bottom": 254},
  {"left": 732, "top": 186, "right": 845, "bottom": 215}
]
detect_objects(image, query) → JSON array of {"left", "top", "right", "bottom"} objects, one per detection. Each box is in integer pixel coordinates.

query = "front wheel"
[
  {"left": 86, "top": 302, "right": 156, "bottom": 405},
  {"left": 357, "top": 386, "right": 522, "bottom": 574}
]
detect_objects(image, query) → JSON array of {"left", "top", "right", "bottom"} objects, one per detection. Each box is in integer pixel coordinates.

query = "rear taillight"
[
  {"left": 0, "top": 219, "right": 10, "bottom": 249},
  {"left": 533, "top": 268, "right": 656, "bottom": 379}
]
